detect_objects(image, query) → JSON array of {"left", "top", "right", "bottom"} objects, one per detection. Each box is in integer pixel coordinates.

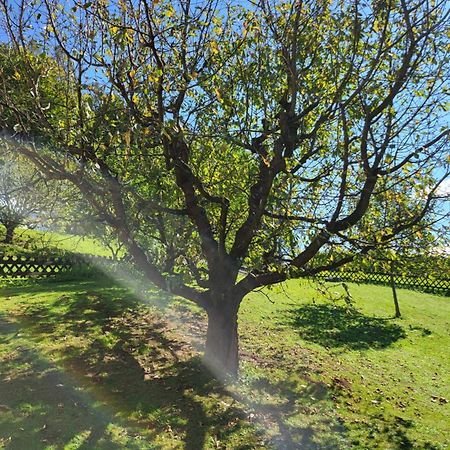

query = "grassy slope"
[
  {"left": 0, "top": 274, "right": 449, "bottom": 449},
  {"left": 0, "top": 226, "right": 114, "bottom": 257}
]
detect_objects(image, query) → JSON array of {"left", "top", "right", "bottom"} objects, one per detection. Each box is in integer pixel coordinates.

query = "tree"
[
  {"left": 64, "top": 198, "right": 126, "bottom": 261},
  {"left": 0, "top": 151, "right": 57, "bottom": 244},
  {"left": 0, "top": 0, "right": 449, "bottom": 378},
  {"left": 351, "top": 174, "right": 450, "bottom": 316},
  {"left": 356, "top": 234, "right": 445, "bottom": 318}
]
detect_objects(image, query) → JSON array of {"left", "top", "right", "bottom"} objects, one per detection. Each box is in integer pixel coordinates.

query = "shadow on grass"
[
  {"left": 358, "top": 414, "right": 441, "bottom": 450},
  {"left": 241, "top": 376, "right": 347, "bottom": 450},
  {"left": 0, "top": 323, "right": 141, "bottom": 449},
  {"left": 0, "top": 277, "right": 259, "bottom": 449},
  {"left": 284, "top": 303, "right": 406, "bottom": 350}
]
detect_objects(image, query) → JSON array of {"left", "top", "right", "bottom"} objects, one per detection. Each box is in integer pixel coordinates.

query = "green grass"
[
  {"left": 0, "top": 277, "right": 261, "bottom": 450},
  {"left": 0, "top": 274, "right": 449, "bottom": 449},
  {"left": 0, "top": 226, "right": 116, "bottom": 257},
  {"left": 240, "top": 281, "right": 450, "bottom": 449}
]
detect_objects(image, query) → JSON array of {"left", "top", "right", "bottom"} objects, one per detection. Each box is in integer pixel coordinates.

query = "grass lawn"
[{"left": 0, "top": 273, "right": 449, "bottom": 449}]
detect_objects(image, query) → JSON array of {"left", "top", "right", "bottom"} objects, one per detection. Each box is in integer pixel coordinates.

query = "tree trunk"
[
  {"left": 4, "top": 223, "right": 16, "bottom": 244},
  {"left": 204, "top": 297, "right": 240, "bottom": 380},
  {"left": 390, "top": 261, "right": 401, "bottom": 318}
]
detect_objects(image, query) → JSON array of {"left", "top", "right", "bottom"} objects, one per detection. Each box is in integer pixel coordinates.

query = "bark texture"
[
  {"left": 3, "top": 223, "right": 16, "bottom": 244},
  {"left": 390, "top": 262, "right": 401, "bottom": 318},
  {"left": 204, "top": 298, "right": 240, "bottom": 379}
]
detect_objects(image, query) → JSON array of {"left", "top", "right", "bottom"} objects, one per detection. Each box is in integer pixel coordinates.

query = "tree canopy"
[{"left": 0, "top": 0, "right": 449, "bottom": 377}]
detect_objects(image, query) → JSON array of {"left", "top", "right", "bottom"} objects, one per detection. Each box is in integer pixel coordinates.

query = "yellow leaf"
[
  {"left": 125, "top": 29, "right": 134, "bottom": 43},
  {"left": 210, "top": 41, "right": 219, "bottom": 55},
  {"left": 13, "top": 71, "right": 21, "bottom": 80},
  {"left": 373, "top": 20, "right": 380, "bottom": 33},
  {"left": 166, "top": 5, "right": 174, "bottom": 17}
]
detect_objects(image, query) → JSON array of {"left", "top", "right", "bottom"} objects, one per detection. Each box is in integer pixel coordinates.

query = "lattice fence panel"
[
  {"left": 318, "top": 270, "right": 450, "bottom": 295},
  {"left": 0, "top": 255, "right": 76, "bottom": 277}
]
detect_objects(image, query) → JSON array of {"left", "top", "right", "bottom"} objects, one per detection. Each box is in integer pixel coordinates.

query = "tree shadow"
[
  {"left": 359, "top": 414, "right": 441, "bottom": 450},
  {"left": 283, "top": 303, "right": 406, "bottom": 350},
  {"left": 240, "top": 376, "right": 347, "bottom": 450},
  {"left": 0, "top": 281, "right": 260, "bottom": 449},
  {"left": 0, "top": 314, "right": 143, "bottom": 450}
]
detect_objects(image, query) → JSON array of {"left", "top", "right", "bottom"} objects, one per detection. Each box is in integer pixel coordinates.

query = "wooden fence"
[{"left": 317, "top": 270, "right": 450, "bottom": 295}]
